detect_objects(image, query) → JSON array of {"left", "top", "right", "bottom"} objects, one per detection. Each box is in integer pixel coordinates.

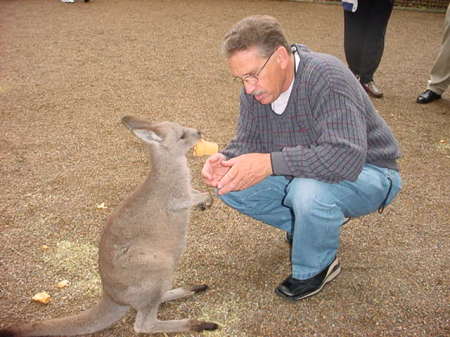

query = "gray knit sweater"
[{"left": 221, "top": 44, "right": 400, "bottom": 183}]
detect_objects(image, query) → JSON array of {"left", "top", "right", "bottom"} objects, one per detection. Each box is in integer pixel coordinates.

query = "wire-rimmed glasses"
[{"left": 234, "top": 49, "right": 276, "bottom": 86}]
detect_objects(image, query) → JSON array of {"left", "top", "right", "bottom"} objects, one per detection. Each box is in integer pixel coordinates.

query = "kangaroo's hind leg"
[
  {"left": 161, "top": 284, "right": 209, "bottom": 303},
  {"left": 133, "top": 297, "right": 218, "bottom": 334}
]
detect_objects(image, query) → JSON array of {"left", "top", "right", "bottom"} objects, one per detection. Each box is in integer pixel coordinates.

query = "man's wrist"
[{"left": 267, "top": 153, "right": 274, "bottom": 175}]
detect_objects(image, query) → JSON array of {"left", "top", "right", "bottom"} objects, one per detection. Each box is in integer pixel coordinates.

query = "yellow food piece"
[
  {"left": 32, "top": 292, "right": 51, "bottom": 304},
  {"left": 56, "top": 280, "right": 70, "bottom": 288},
  {"left": 193, "top": 139, "right": 219, "bottom": 156}
]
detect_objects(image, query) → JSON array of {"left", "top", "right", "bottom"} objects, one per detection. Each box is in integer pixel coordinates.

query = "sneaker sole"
[{"left": 275, "top": 258, "right": 341, "bottom": 301}]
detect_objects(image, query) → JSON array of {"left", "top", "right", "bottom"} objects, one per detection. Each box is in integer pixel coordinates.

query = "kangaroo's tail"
[{"left": 0, "top": 293, "right": 129, "bottom": 337}]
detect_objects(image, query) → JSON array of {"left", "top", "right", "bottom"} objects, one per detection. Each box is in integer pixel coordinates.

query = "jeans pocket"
[
  {"left": 342, "top": 165, "right": 401, "bottom": 217},
  {"left": 383, "top": 169, "right": 402, "bottom": 206}
]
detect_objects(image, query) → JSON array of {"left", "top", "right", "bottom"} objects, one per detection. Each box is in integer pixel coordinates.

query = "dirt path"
[{"left": 1, "top": 1, "right": 449, "bottom": 336}]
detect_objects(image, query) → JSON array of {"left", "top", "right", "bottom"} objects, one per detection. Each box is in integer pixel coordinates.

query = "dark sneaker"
[{"left": 275, "top": 257, "right": 341, "bottom": 301}]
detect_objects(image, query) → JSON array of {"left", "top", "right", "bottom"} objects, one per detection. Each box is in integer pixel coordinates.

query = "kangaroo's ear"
[
  {"left": 122, "top": 115, "right": 149, "bottom": 130},
  {"left": 132, "top": 129, "right": 163, "bottom": 144},
  {"left": 122, "top": 115, "right": 163, "bottom": 144}
]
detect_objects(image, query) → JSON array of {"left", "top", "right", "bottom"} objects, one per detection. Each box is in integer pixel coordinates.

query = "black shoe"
[
  {"left": 416, "top": 89, "right": 441, "bottom": 104},
  {"left": 361, "top": 80, "right": 383, "bottom": 98},
  {"left": 275, "top": 257, "right": 341, "bottom": 301}
]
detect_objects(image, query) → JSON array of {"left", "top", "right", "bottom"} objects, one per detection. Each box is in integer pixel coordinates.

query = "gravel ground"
[{"left": 0, "top": 1, "right": 449, "bottom": 336}]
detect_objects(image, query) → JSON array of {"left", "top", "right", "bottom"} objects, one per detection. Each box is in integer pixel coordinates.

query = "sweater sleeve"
[{"left": 272, "top": 79, "right": 367, "bottom": 183}]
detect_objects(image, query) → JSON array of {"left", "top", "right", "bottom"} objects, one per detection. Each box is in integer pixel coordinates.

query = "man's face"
[{"left": 228, "top": 46, "right": 286, "bottom": 105}]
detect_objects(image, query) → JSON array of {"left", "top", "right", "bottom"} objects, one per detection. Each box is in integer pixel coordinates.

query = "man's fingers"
[
  {"left": 201, "top": 167, "right": 212, "bottom": 180},
  {"left": 217, "top": 166, "right": 237, "bottom": 190},
  {"left": 221, "top": 158, "right": 235, "bottom": 167},
  {"left": 209, "top": 153, "right": 226, "bottom": 163},
  {"left": 218, "top": 181, "right": 236, "bottom": 195},
  {"left": 202, "top": 154, "right": 224, "bottom": 180}
]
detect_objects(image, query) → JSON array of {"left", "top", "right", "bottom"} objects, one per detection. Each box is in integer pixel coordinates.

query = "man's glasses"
[{"left": 234, "top": 49, "right": 276, "bottom": 86}]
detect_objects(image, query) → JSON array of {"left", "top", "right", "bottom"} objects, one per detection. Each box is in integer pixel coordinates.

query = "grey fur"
[{"left": 0, "top": 116, "right": 218, "bottom": 336}]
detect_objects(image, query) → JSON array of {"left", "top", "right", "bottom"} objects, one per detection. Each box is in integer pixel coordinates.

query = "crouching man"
[{"left": 202, "top": 15, "right": 402, "bottom": 301}]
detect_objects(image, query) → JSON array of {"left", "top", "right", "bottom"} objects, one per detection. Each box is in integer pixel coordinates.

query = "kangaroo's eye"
[{"left": 180, "top": 131, "right": 187, "bottom": 140}]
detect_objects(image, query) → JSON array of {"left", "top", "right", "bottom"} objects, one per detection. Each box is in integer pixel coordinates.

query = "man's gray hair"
[{"left": 222, "top": 15, "right": 291, "bottom": 58}]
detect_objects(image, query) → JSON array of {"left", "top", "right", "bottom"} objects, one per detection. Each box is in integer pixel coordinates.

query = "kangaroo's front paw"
[{"left": 195, "top": 192, "right": 213, "bottom": 211}]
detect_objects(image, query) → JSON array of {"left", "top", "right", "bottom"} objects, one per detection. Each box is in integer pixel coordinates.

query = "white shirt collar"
[{"left": 271, "top": 51, "right": 300, "bottom": 115}]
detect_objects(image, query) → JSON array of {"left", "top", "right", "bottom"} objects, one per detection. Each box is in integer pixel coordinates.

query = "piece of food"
[
  {"left": 193, "top": 139, "right": 219, "bottom": 157},
  {"left": 96, "top": 202, "right": 107, "bottom": 209},
  {"left": 32, "top": 292, "right": 51, "bottom": 304},
  {"left": 56, "top": 280, "right": 70, "bottom": 288}
]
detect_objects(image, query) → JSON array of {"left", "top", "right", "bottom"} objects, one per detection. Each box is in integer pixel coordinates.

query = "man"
[
  {"left": 416, "top": 4, "right": 449, "bottom": 104},
  {"left": 202, "top": 15, "right": 402, "bottom": 301}
]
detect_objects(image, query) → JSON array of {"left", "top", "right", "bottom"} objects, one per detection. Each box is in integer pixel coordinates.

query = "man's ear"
[{"left": 277, "top": 46, "right": 291, "bottom": 69}]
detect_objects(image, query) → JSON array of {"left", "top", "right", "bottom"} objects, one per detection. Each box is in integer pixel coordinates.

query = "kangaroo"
[{"left": 0, "top": 116, "right": 218, "bottom": 336}]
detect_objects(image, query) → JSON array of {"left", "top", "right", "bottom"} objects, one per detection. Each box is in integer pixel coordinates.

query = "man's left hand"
[{"left": 217, "top": 153, "right": 273, "bottom": 195}]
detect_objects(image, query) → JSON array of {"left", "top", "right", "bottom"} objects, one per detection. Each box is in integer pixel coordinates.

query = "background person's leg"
[
  {"left": 343, "top": 2, "right": 371, "bottom": 77},
  {"left": 427, "top": 4, "right": 450, "bottom": 95},
  {"left": 358, "top": 0, "right": 394, "bottom": 84}
]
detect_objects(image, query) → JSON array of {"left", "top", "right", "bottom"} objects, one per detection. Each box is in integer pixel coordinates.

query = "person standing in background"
[
  {"left": 416, "top": 4, "right": 450, "bottom": 104},
  {"left": 342, "top": 0, "right": 394, "bottom": 98}
]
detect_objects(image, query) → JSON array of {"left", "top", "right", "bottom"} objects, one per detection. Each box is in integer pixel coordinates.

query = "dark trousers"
[{"left": 344, "top": 0, "right": 394, "bottom": 83}]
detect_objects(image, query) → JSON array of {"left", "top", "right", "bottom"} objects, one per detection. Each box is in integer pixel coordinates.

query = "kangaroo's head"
[{"left": 122, "top": 116, "right": 201, "bottom": 156}]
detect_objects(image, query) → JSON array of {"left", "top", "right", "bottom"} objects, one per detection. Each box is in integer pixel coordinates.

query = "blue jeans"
[{"left": 219, "top": 164, "right": 402, "bottom": 280}]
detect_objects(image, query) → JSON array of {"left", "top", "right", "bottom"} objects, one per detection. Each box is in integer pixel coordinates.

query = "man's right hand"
[{"left": 201, "top": 153, "right": 229, "bottom": 188}]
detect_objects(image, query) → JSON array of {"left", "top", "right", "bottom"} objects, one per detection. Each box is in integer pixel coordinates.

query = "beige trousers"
[{"left": 427, "top": 4, "right": 450, "bottom": 95}]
